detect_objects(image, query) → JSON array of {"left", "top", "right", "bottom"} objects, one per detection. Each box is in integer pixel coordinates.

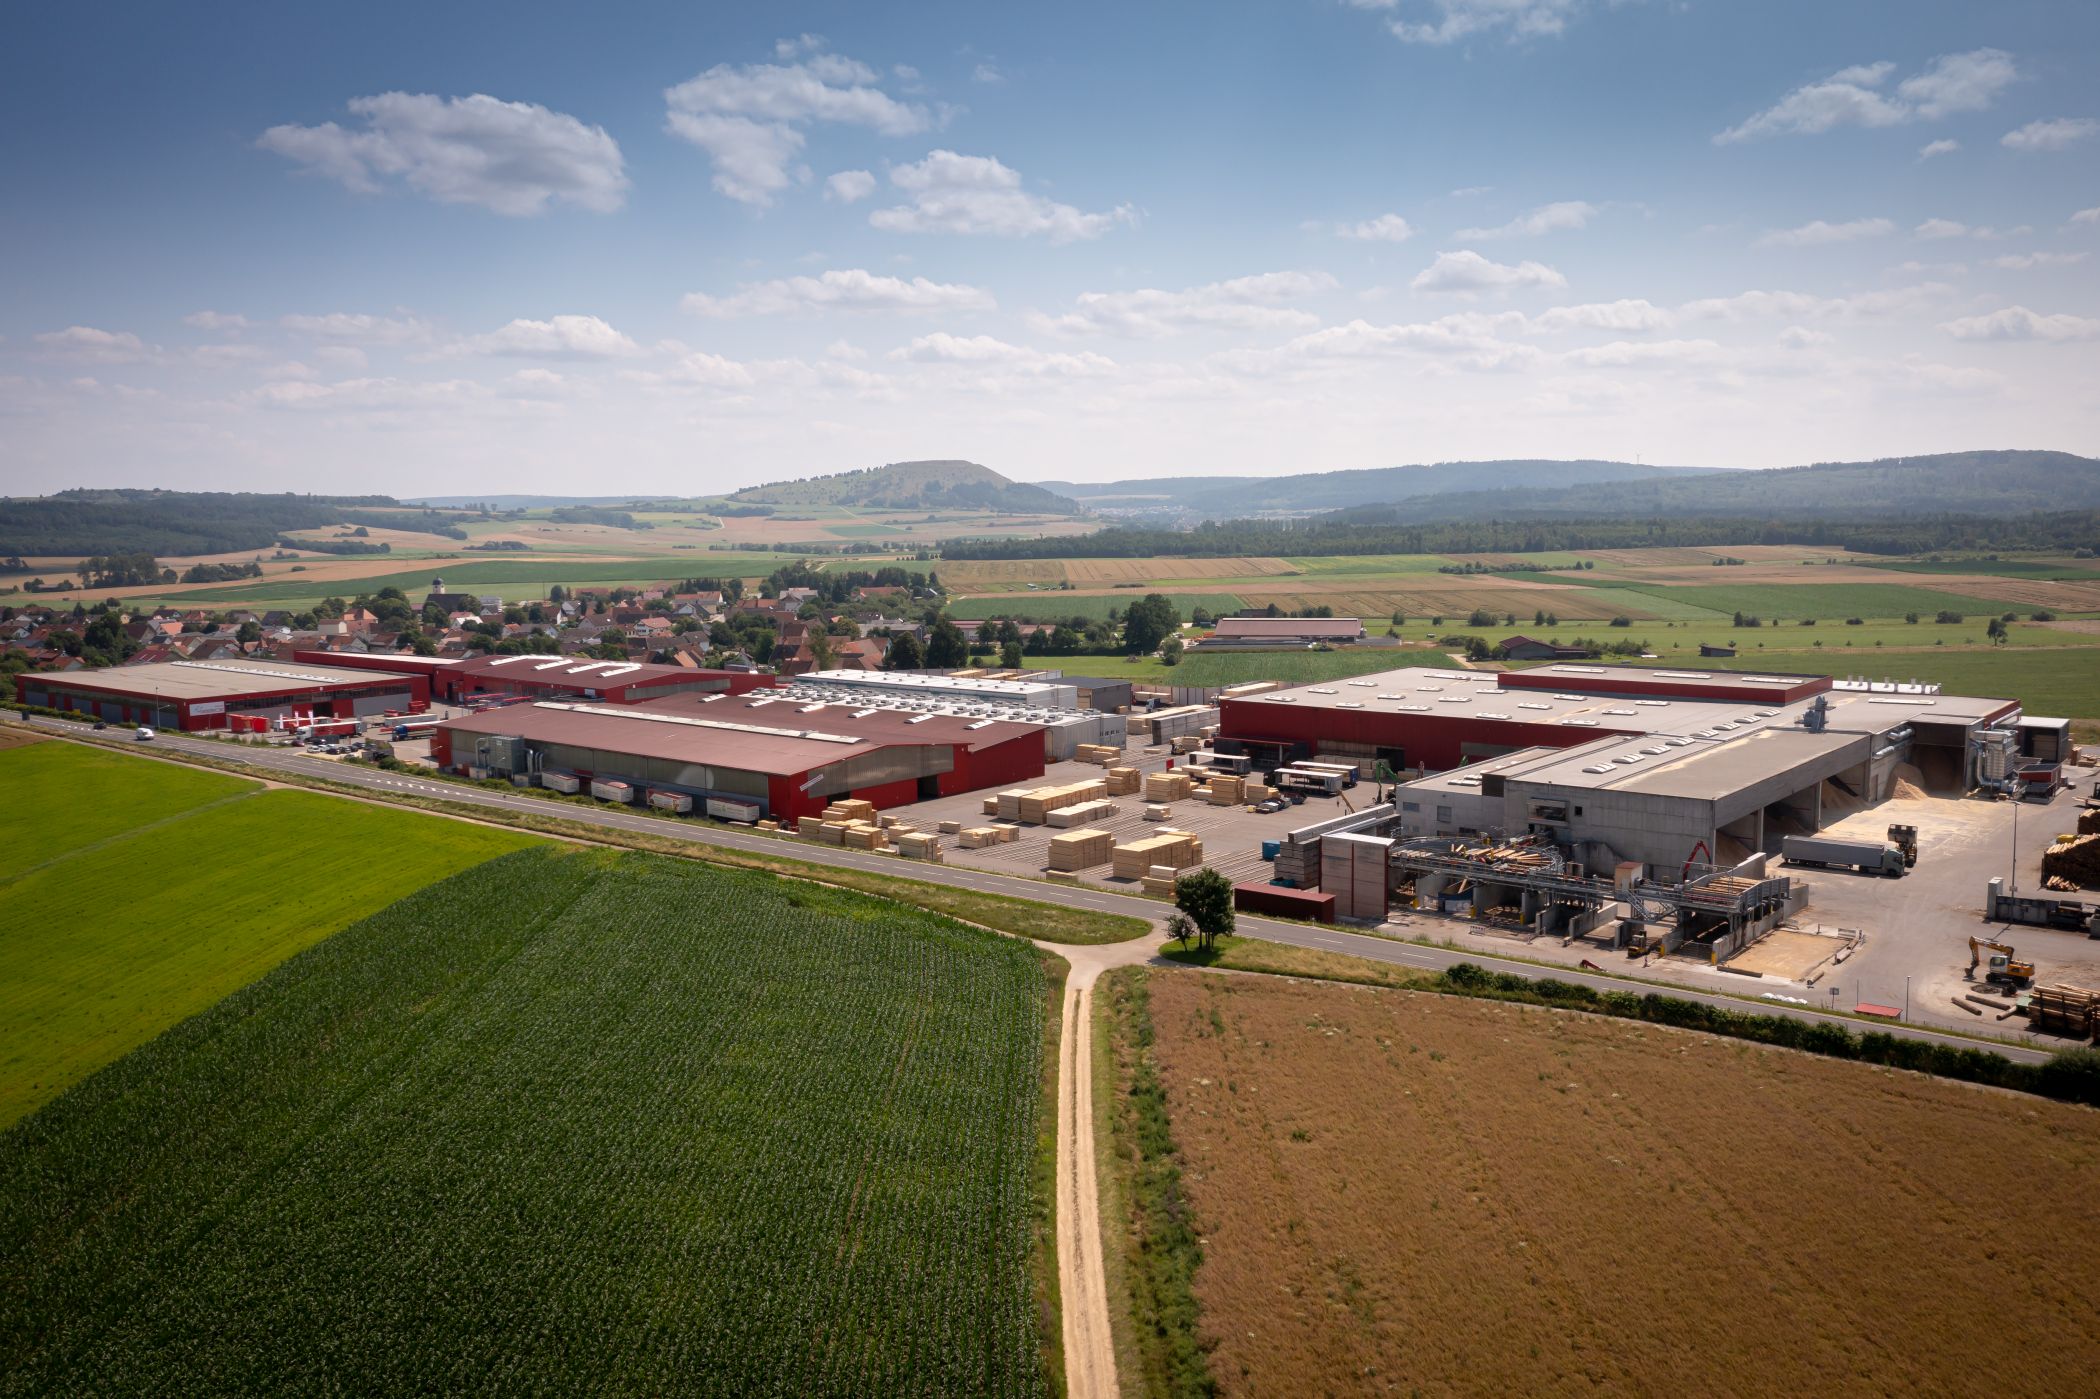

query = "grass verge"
[
  {"left": 1097, "top": 967, "right": 1216, "bottom": 1398},
  {"left": 1031, "top": 952, "right": 1070, "bottom": 1397}
]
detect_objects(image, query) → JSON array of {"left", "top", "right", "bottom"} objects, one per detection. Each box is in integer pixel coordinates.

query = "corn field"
[{"left": 0, "top": 848, "right": 1050, "bottom": 1396}]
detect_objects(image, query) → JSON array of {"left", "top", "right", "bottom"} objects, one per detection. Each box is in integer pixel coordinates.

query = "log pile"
[
  {"left": 2029, "top": 984, "right": 2100, "bottom": 1040},
  {"left": 2040, "top": 833, "right": 2100, "bottom": 889}
]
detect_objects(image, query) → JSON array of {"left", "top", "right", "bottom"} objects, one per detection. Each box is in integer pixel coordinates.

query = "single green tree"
[{"left": 1174, "top": 867, "right": 1235, "bottom": 951}]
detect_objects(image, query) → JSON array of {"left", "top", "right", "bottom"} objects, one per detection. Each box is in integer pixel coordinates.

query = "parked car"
[
  {"left": 92, "top": 720, "right": 108, "bottom": 730},
  {"left": 134, "top": 726, "right": 156, "bottom": 742}
]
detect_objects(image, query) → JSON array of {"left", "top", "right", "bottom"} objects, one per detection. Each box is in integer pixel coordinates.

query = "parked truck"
[{"left": 1781, "top": 834, "right": 1906, "bottom": 878}]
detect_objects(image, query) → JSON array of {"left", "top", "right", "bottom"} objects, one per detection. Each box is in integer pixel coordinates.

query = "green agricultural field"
[
  {"left": 0, "top": 847, "right": 1052, "bottom": 1395},
  {"left": 1644, "top": 618, "right": 2100, "bottom": 652},
  {"left": 1115, "top": 647, "right": 1454, "bottom": 685},
  {"left": 174, "top": 554, "right": 799, "bottom": 604},
  {"left": 1279, "top": 554, "right": 1460, "bottom": 576},
  {"left": 1858, "top": 558, "right": 2100, "bottom": 579},
  {"left": 0, "top": 748, "right": 536, "bottom": 1126},
  {"left": 1609, "top": 581, "right": 2021, "bottom": 621},
  {"left": 1697, "top": 648, "right": 2100, "bottom": 722},
  {"left": 946, "top": 591, "right": 1245, "bottom": 622},
  {"left": 0, "top": 742, "right": 255, "bottom": 868}
]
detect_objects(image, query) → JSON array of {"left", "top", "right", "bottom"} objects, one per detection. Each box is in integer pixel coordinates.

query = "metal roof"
[{"left": 32, "top": 658, "right": 416, "bottom": 702}]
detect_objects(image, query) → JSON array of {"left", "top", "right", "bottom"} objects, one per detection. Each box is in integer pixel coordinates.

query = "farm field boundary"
[
  {"left": 0, "top": 745, "right": 536, "bottom": 1126},
  {"left": 0, "top": 848, "right": 1055, "bottom": 1394}
]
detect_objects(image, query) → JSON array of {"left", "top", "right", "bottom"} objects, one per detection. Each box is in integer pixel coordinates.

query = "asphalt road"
[{"left": 27, "top": 715, "right": 2058, "bottom": 1066}]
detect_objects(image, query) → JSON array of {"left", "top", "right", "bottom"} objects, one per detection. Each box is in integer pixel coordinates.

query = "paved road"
[{"left": 26, "top": 715, "right": 2058, "bottom": 1066}]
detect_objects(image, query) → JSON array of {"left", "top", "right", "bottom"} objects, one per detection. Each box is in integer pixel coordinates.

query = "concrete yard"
[{"left": 888, "top": 752, "right": 1358, "bottom": 893}]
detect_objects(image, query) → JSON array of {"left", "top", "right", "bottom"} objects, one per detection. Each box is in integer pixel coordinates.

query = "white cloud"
[
  {"left": 1778, "top": 325, "right": 1835, "bottom": 349},
  {"left": 1912, "top": 218, "right": 2006, "bottom": 241},
  {"left": 825, "top": 169, "right": 877, "bottom": 203},
  {"left": 34, "top": 326, "right": 149, "bottom": 363},
  {"left": 663, "top": 53, "right": 928, "bottom": 207},
  {"left": 246, "top": 376, "right": 489, "bottom": 412},
  {"left": 1335, "top": 213, "right": 1415, "bottom": 242},
  {"left": 258, "top": 93, "right": 627, "bottom": 215},
  {"left": 1717, "top": 49, "right": 2016, "bottom": 143},
  {"left": 1885, "top": 358, "right": 2006, "bottom": 396},
  {"left": 774, "top": 33, "right": 825, "bottom": 59},
  {"left": 1560, "top": 338, "right": 1723, "bottom": 368},
  {"left": 682, "top": 268, "right": 996, "bottom": 317},
  {"left": 1939, "top": 306, "right": 2100, "bottom": 342},
  {"left": 1409, "top": 249, "right": 1566, "bottom": 294},
  {"left": 1347, "top": 0, "right": 1595, "bottom": 46},
  {"left": 186, "top": 343, "right": 269, "bottom": 368},
  {"left": 870, "top": 151, "right": 1134, "bottom": 241},
  {"left": 2002, "top": 118, "right": 2099, "bottom": 152},
  {"left": 1757, "top": 217, "right": 1894, "bottom": 247},
  {"left": 1030, "top": 271, "right": 1338, "bottom": 338},
  {"left": 1272, "top": 315, "right": 1542, "bottom": 371},
  {"left": 2073, "top": 206, "right": 2100, "bottom": 225},
  {"left": 1455, "top": 200, "right": 1597, "bottom": 240},
  {"left": 892, "top": 333, "right": 1117, "bottom": 377},
  {"left": 280, "top": 312, "right": 430, "bottom": 344},
  {"left": 1987, "top": 251, "right": 2089, "bottom": 270},
  {"left": 972, "top": 62, "right": 1004, "bottom": 85},
  {"left": 1679, "top": 283, "right": 1952, "bottom": 321},
  {"left": 183, "top": 311, "right": 250, "bottom": 333},
  {"left": 1526, "top": 299, "right": 1673, "bottom": 333},
  {"left": 1917, "top": 138, "right": 1960, "bottom": 161},
  {"left": 457, "top": 315, "right": 640, "bottom": 358}
]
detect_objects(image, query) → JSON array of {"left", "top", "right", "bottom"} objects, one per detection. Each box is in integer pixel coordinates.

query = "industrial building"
[
  {"left": 786, "top": 672, "right": 1125, "bottom": 759},
  {"left": 1222, "top": 663, "right": 2029, "bottom": 875},
  {"left": 432, "top": 689, "right": 1047, "bottom": 823},
  {"left": 1202, "top": 616, "right": 1367, "bottom": 647},
  {"left": 794, "top": 668, "right": 1081, "bottom": 709},
  {"left": 15, "top": 658, "right": 427, "bottom": 732},
  {"left": 293, "top": 650, "right": 775, "bottom": 705}
]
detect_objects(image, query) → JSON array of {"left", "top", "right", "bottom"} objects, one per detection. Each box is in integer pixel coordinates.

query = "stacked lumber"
[
  {"left": 1140, "top": 875, "right": 1179, "bottom": 896},
  {"left": 2076, "top": 808, "right": 2100, "bottom": 836},
  {"left": 823, "top": 799, "right": 877, "bottom": 823},
  {"left": 982, "top": 795, "right": 1000, "bottom": 816},
  {"left": 895, "top": 831, "right": 943, "bottom": 862},
  {"left": 1207, "top": 774, "right": 1247, "bottom": 805},
  {"left": 756, "top": 819, "right": 778, "bottom": 832},
  {"left": 1075, "top": 743, "right": 1123, "bottom": 765},
  {"left": 937, "top": 819, "right": 963, "bottom": 835},
  {"left": 796, "top": 816, "right": 827, "bottom": 838},
  {"left": 1171, "top": 735, "right": 1202, "bottom": 755},
  {"left": 1143, "top": 803, "right": 1171, "bottom": 821},
  {"left": 1048, "top": 828, "right": 1114, "bottom": 871},
  {"left": 2029, "top": 984, "right": 2100, "bottom": 1040},
  {"left": 841, "top": 822, "right": 888, "bottom": 851},
  {"left": 1144, "top": 770, "right": 1193, "bottom": 802},
  {"left": 2041, "top": 833, "right": 2100, "bottom": 889},
  {"left": 1015, "top": 780, "right": 1108, "bottom": 823},
  {"left": 995, "top": 789, "right": 1031, "bottom": 820},
  {"left": 960, "top": 826, "right": 1004, "bottom": 849},
  {"left": 1047, "top": 799, "right": 1117, "bottom": 828},
  {"left": 817, "top": 821, "right": 849, "bottom": 845},
  {"left": 1105, "top": 766, "right": 1141, "bottom": 796},
  {"left": 1112, "top": 832, "right": 1203, "bottom": 879}
]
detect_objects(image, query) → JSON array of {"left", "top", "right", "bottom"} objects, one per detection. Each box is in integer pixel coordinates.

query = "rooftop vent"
[
  {"left": 1583, "top": 764, "right": 1616, "bottom": 774},
  {"left": 1603, "top": 708, "right": 1636, "bottom": 716},
  {"left": 1566, "top": 718, "right": 1599, "bottom": 727},
  {"left": 1518, "top": 702, "right": 1551, "bottom": 710},
  {"left": 1653, "top": 670, "right": 1711, "bottom": 680},
  {"left": 1438, "top": 695, "right": 1471, "bottom": 704},
  {"left": 1635, "top": 699, "right": 1668, "bottom": 707},
  {"left": 1339, "top": 701, "right": 1365, "bottom": 709}
]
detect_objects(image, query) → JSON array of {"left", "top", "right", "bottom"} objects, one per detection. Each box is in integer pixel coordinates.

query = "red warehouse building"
[
  {"left": 432, "top": 689, "right": 1045, "bottom": 823},
  {"left": 15, "top": 658, "right": 428, "bottom": 732},
  {"left": 1218, "top": 663, "right": 1839, "bottom": 773},
  {"left": 293, "top": 650, "right": 778, "bottom": 705}
]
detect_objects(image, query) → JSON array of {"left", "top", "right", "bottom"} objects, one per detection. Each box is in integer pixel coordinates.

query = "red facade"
[{"left": 1217, "top": 698, "right": 1635, "bottom": 773}]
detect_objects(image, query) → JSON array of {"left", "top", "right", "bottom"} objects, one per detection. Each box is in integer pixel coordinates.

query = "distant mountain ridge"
[
  {"left": 1334, "top": 450, "right": 2100, "bottom": 523},
  {"left": 730, "top": 460, "right": 1078, "bottom": 513},
  {"left": 1035, "top": 459, "right": 1720, "bottom": 518}
]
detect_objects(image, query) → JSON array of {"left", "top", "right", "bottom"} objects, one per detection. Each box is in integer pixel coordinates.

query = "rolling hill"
[
  {"left": 1037, "top": 459, "right": 1721, "bottom": 519},
  {"left": 730, "top": 460, "right": 1079, "bottom": 514}
]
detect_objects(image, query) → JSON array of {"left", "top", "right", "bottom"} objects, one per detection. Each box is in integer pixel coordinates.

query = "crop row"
[{"left": 0, "top": 848, "right": 1050, "bottom": 1396}]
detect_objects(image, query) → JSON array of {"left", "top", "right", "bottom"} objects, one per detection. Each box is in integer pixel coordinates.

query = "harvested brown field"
[
  {"left": 0, "top": 726, "right": 49, "bottom": 752},
  {"left": 1141, "top": 969, "right": 2100, "bottom": 1396}
]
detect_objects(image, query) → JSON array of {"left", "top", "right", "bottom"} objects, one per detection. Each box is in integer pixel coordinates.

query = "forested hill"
[
  {"left": 0, "top": 490, "right": 457, "bottom": 557},
  {"left": 731, "top": 460, "right": 1078, "bottom": 513},
  {"left": 1364, "top": 450, "right": 2100, "bottom": 524},
  {"left": 1037, "top": 459, "right": 1718, "bottom": 517}
]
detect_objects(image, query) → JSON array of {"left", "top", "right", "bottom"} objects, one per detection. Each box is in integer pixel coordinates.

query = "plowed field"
[{"left": 1142, "top": 971, "right": 2100, "bottom": 1395}]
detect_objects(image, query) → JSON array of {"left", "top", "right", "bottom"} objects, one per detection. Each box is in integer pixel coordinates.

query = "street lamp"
[{"left": 2011, "top": 796, "right": 2019, "bottom": 895}]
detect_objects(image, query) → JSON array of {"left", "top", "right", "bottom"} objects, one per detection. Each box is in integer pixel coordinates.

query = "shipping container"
[{"left": 705, "top": 795, "right": 763, "bottom": 823}]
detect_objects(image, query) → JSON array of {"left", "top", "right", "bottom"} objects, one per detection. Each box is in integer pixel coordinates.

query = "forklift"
[{"left": 1886, "top": 823, "right": 1918, "bottom": 868}]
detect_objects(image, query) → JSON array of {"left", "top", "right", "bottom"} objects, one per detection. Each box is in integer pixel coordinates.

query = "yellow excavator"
[{"left": 1967, "top": 937, "right": 2036, "bottom": 988}]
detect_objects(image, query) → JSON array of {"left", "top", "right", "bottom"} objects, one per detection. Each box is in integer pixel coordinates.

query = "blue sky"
[{"left": 3, "top": 0, "right": 2097, "bottom": 494}]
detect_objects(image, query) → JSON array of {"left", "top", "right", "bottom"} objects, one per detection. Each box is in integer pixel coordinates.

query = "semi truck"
[{"left": 1780, "top": 834, "right": 1907, "bottom": 878}]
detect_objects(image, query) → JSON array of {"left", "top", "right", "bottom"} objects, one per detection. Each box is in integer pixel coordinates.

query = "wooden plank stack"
[
  {"left": 1075, "top": 743, "right": 1123, "bottom": 765},
  {"left": 895, "top": 831, "right": 943, "bottom": 862},
  {"left": 841, "top": 822, "right": 888, "bottom": 851},
  {"left": 822, "top": 798, "right": 878, "bottom": 824},
  {"left": 1207, "top": 774, "right": 1247, "bottom": 805},
  {"left": 1113, "top": 832, "right": 1203, "bottom": 880},
  {"left": 1105, "top": 766, "right": 1141, "bottom": 796},
  {"left": 2029, "top": 984, "right": 2100, "bottom": 1040},
  {"left": 1011, "top": 780, "right": 1108, "bottom": 823},
  {"left": 1047, "top": 799, "right": 1118, "bottom": 828},
  {"left": 937, "top": 819, "right": 964, "bottom": 835},
  {"left": 960, "top": 826, "right": 1004, "bottom": 848},
  {"left": 1143, "top": 770, "right": 1194, "bottom": 803},
  {"left": 1048, "top": 828, "right": 1114, "bottom": 871}
]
